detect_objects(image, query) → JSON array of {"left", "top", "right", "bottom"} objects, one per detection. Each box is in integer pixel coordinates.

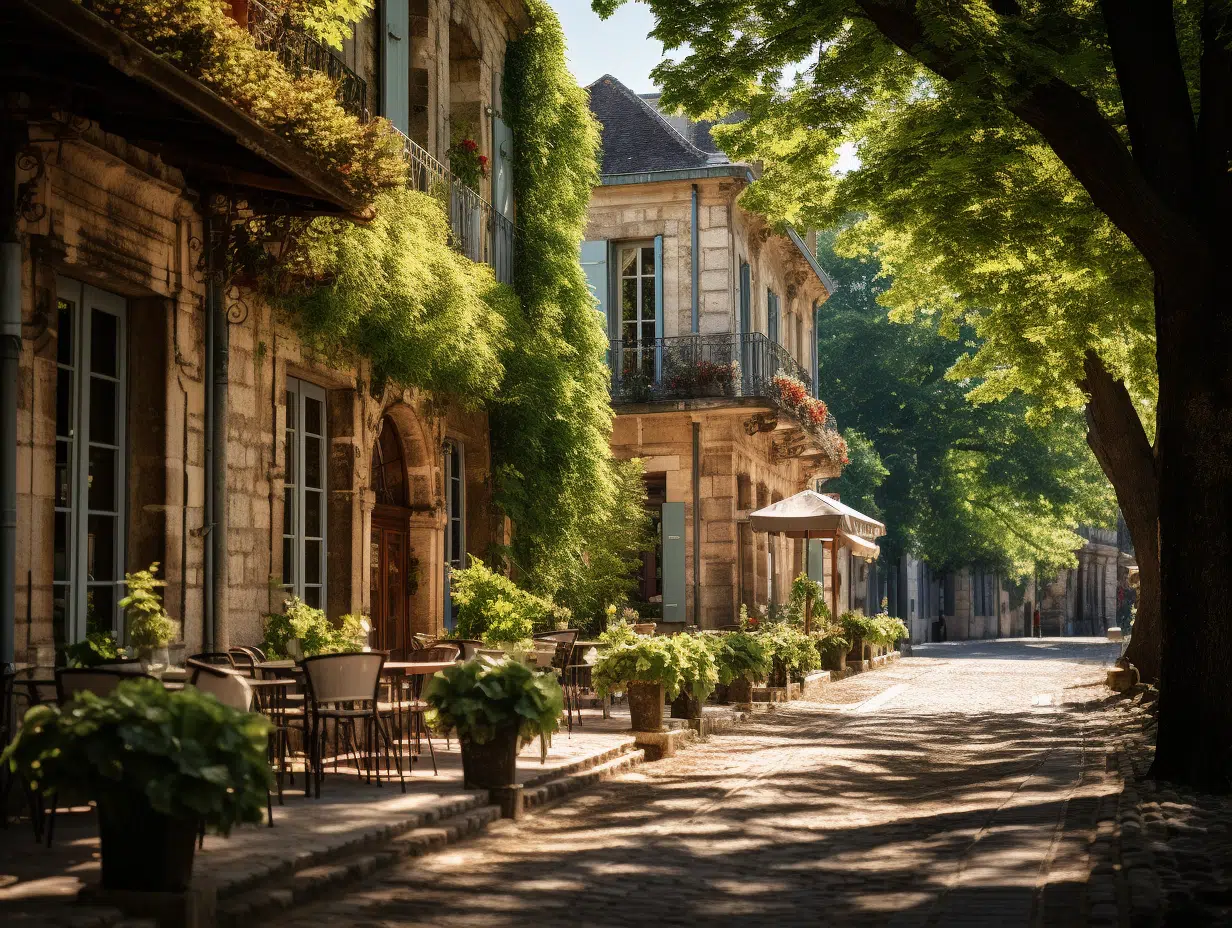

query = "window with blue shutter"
[
  {"left": 767, "top": 289, "right": 780, "bottom": 345},
  {"left": 661, "top": 502, "right": 686, "bottom": 623},
  {"left": 383, "top": 0, "right": 410, "bottom": 134}
]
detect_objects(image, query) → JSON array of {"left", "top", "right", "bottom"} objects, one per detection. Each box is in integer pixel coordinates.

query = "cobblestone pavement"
[{"left": 271, "top": 638, "right": 1128, "bottom": 928}]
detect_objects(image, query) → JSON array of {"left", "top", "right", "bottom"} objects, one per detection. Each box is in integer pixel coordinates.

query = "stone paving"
[{"left": 268, "top": 638, "right": 1134, "bottom": 927}]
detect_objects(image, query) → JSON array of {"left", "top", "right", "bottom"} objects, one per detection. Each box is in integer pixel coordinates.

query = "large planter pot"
[
  {"left": 712, "top": 682, "right": 729, "bottom": 704},
  {"left": 98, "top": 798, "right": 198, "bottom": 892},
  {"left": 847, "top": 637, "right": 865, "bottom": 666},
  {"left": 727, "top": 676, "right": 754, "bottom": 706},
  {"left": 670, "top": 690, "right": 701, "bottom": 720},
  {"left": 626, "top": 681, "right": 665, "bottom": 732},
  {"left": 632, "top": 622, "right": 657, "bottom": 636},
  {"left": 769, "top": 658, "right": 788, "bottom": 688},
  {"left": 823, "top": 648, "right": 846, "bottom": 673},
  {"left": 460, "top": 726, "right": 520, "bottom": 789}
]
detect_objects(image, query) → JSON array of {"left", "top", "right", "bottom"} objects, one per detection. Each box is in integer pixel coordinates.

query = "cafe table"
[{"left": 380, "top": 661, "right": 457, "bottom": 765}]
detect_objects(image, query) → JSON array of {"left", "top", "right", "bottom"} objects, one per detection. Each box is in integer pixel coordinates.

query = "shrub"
[
  {"left": 64, "top": 630, "right": 122, "bottom": 668},
  {"left": 424, "top": 659, "right": 562, "bottom": 752},
  {"left": 598, "top": 615, "right": 640, "bottom": 647},
  {"left": 450, "top": 558, "right": 556, "bottom": 642},
  {"left": 839, "top": 609, "right": 883, "bottom": 645},
  {"left": 2, "top": 679, "right": 271, "bottom": 834},
  {"left": 261, "top": 599, "right": 367, "bottom": 658},
  {"left": 592, "top": 636, "right": 686, "bottom": 700},
  {"left": 708, "top": 631, "right": 772, "bottom": 685},
  {"left": 671, "top": 635, "right": 719, "bottom": 702},
  {"left": 872, "top": 613, "right": 910, "bottom": 647},
  {"left": 479, "top": 599, "right": 535, "bottom": 649},
  {"left": 120, "top": 563, "right": 177, "bottom": 648},
  {"left": 812, "top": 625, "right": 851, "bottom": 664},
  {"left": 759, "top": 621, "right": 822, "bottom": 681}
]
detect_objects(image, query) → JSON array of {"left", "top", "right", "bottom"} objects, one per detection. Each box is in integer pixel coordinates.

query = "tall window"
[
  {"left": 54, "top": 279, "right": 126, "bottom": 650},
  {"left": 619, "top": 242, "right": 656, "bottom": 376},
  {"left": 284, "top": 378, "right": 327, "bottom": 608},
  {"left": 444, "top": 440, "right": 465, "bottom": 572},
  {"left": 767, "top": 289, "right": 780, "bottom": 345}
]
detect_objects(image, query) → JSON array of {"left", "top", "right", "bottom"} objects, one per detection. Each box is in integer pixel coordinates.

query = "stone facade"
[{"left": 1038, "top": 528, "right": 1125, "bottom": 637}]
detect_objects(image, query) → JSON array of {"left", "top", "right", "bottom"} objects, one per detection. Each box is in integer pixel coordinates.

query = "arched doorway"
[{"left": 370, "top": 417, "right": 414, "bottom": 657}]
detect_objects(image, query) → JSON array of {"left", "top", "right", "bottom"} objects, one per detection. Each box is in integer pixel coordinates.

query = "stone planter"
[
  {"left": 460, "top": 726, "right": 520, "bottom": 789},
  {"left": 727, "top": 676, "right": 754, "bottom": 706},
  {"left": 98, "top": 798, "right": 198, "bottom": 892},
  {"left": 632, "top": 622, "right": 657, "bottom": 636},
  {"left": 711, "top": 682, "right": 729, "bottom": 704},
  {"left": 626, "top": 681, "right": 665, "bottom": 732},
  {"left": 670, "top": 690, "right": 701, "bottom": 720},
  {"left": 847, "top": 637, "right": 865, "bottom": 666},
  {"left": 821, "top": 646, "right": 846, "bottom": 674}
]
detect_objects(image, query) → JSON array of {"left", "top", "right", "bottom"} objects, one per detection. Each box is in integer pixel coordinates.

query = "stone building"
[
  {"left": 1037, "top": 525, "right": 1131, "bottom": 637},
  {"left": 1, "top": 0, "right": 532, "bottom": 664},
  {"left": 582, "top": 76, "right": 846, "bottom": 629}
]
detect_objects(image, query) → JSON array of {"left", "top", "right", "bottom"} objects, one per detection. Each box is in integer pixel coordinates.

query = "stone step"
[{"left": 523, "top": 748, "right": 646, "bottom": 813}]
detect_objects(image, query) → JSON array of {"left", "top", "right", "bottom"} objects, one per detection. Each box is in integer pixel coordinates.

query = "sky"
[{"left": 548, "top": 0, "right": 669, "bottom": 93}]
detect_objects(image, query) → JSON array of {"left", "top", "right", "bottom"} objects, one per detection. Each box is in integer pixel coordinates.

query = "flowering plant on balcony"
[
  {"left": 771, "top": 373, "right": 828, "bottom": 424},
  {"left": 666, "top": 357, "right": 738, "bottom": 397},
  {"left": 447, "top": 137, "right": 490, "bottom": 190}
]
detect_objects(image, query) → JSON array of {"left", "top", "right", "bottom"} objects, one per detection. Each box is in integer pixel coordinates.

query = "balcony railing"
[
  {"left": 608, "top": 332, "right": 834, "bottom": 424},
  {"left": 248, "top": 0, "right": 369, "bottom": 119},
  {"left": 397, "top": 129, "right": 515, "bottom": 284}
]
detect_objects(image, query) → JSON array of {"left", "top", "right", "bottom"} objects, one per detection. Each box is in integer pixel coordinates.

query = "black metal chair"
[
  {"left": 534, "top": 630, "right": 581, "bottom": 730},
  {"left": 189, "top": 651, "right": 236, "bottom": 667}
]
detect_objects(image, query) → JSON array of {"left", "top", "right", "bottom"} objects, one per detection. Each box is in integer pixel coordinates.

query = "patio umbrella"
[{"left": 749, "top": 490, "right": 886, "bottom": 632}]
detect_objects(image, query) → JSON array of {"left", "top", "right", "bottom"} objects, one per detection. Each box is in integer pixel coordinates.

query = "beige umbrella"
[{"left": 749, "top": 490, "right": 886, "bottom": 631}]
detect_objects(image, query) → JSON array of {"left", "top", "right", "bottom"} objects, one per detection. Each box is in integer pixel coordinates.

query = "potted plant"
[
  {"left": 759, "top": 621, "right": 822, "bottom": 685},
  {"left": 261, "top": 599, "right": 368, "bottom": 658},
  {"left": 424, "top": 659, "right": 563, "bottom": 789},
  {"left": 711, "top": 631, "right": 771, "bottom": 705},
  {"left": 813, "top": 624, "right": 851, "bottom": 673},
  {"left": 63, "top": 630, "right": 122, "bottom": 668},
  {"left": 121, "top": 563, "right": 177, "bottom": 672},
  {"left": 592, "top": 636, "right": 685, "bottom": 732},
  {"left": 1, "top": 679, "right": 271, "bottom": 892},
  {"left": 839, "top": 610, "right": 882, "bottom": 665},
  {"left": 669, "top": 635, "right": 718, "bottom": 719}
]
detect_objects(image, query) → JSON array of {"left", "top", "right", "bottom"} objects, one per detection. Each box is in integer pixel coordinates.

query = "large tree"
[{"left": 595, "top": 0, "right": 1231, "bottom": 790}]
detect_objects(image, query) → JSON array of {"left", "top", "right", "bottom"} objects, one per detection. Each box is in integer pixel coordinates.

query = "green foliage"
[
  {"left": 285, "top": 0, "right": 374, "bottom": 50},
  {"left": 671, "top": 634, "right": 719, "bottom": 702},
  {"left": 812, "top": 625, "right": 850, "bottom": 664},
  {"left": 2, "top": 679, "right": 271, "bottom": 834},
  {"left": 497, "top": 1, "right": 627, "bottom": 607},
  {"left": 83, "top": 0, "right": 405, "bottom": 201},
  {"left": 828, "top": 430, "right": 888, "bottom": 521},
  {"left": 592, "top": 636, "right": 686, "bottom": 700},
  {"left": 598, "top": 615, "right": 640, "bottom": 647},
  {"left": 479, "top": 600, "right": 535, "bottom": 649},
  {"left": 872, "top": 613, "right": 909, "bottom": 648},
  {"left": 266, "top": 187, "right": 513, "bottom": 398},
  {"left": 708, "top": 631, "right": 771, "bottom": 686},
  {"left": 423, "top": 658, "right": 563, "bottom": 747},
  {"left": 120, "top": 563, "right": 176, "bottom": 648},
  {"left": 450, "top": 558, "right": 556, "bottom": 642},
  {"left": 260, "top": 598, "right": 367, "bottom": 658},
  {"left": 758, "top": 622, "right": 821, "bottom": 682},
  {"left": 839, "top": 610, "right": 908, "bottom": 649},
  {"left": 64, "top": 631, "right": 121, "bottom": 668}
]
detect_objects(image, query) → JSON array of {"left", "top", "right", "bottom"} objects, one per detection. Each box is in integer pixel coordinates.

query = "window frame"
[
  {"left": 614, "top": 240, "right": 659, "bottom": 378},
  {"left": 283, "top": 377, "right": 328, "bottom": 609},
  {"left": 444, "top": 439, "right": 466, "bottom": 572}
]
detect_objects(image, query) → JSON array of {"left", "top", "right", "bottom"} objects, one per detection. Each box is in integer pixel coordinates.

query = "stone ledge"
[
  {"left": 632, "top": 728, "right": 697, "bottom": 761},
  {"left": 522, "top": 749, "right": 646, "bottom": 813}
]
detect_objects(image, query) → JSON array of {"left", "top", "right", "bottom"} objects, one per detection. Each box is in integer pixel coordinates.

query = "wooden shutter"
[
  {"left": 579, "top": 240, "right": 609, "bottom": 331},
  {"left": 491, "top": 67, "right": 513, "bottom": 218},
  {"left": 383, "top": 0, "right": 410, "bottom": 134},
  {"left": 661, "top": 501, "right": 686, "bottom": 623},
  {"left": 653, "top": 234, "right": 664, "bottom": 379}
]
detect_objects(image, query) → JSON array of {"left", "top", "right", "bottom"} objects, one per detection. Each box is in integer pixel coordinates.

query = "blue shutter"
[
  {"left": 580, "top": 240, "right": 609, "bottom": 328},
  {"left": 383, "top": 0, "right": 410, "bottom": 134},
  {"left": 808, "top": 538, "right": 826, "bottom": 584},
  {"left": 653, "top": 235, "right": 664, "bottom": 380},
  {"left": 492, "top": 70, "right": 513, "bottom": 218},
  {"left": 739, "top": 262, "right": 752, "bottom": 394},
  {"left": 661, "top": 502, "right": 686, "bottom": 623}
]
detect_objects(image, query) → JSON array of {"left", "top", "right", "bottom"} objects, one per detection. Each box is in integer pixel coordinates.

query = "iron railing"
[
  {"left": 397, "top": 129, "right": 515, "bottom": 284},
  {"left": 248, "top": 0, "right": 369, "bottom": 120}
]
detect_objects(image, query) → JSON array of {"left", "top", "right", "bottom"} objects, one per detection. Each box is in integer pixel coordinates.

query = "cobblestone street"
[{"left": 270, "top": 639, "right": 1134, "bottom": 927}]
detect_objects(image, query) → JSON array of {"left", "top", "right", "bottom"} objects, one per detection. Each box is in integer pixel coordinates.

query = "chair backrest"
[
  {"left": 189, "top": 651, "right": 236, "bottom": 667},
  {"left": 534, "top": 630, "right": 578, "bottom": 672},
  {"left": 406, "top": 645, "right": 460, "bottom": 663},
  {"left": 227, "top": 648, "right": 257, "bottom": 676},
  {"left": 301, "top": 652, "right": 385, "bottom": 706},
  {"left": 411, "top": 633, "right": 438, "bottom": 650},
  {"left": 533, "top": 630, "right": 578, "bottom": 645},
  {"left": 246, "top": 645, "right": 268, "bottom": 662},
  {"left": 188, "top": 660, "right": 254, "bottom": 712},
  {"left": 441, "top": 639, "right": 484, "bottom": 660},
  {"left": 56, "top": 667, "right": 157, "bottom": 703}
]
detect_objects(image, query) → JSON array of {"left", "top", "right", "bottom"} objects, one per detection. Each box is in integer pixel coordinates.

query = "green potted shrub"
[
  {"left": 63, "top": 630, "right": 122, "bottom": 668},
  {"left": 120, "top": 563, "right": 177, "bottom": 671},
  {"left": 592, "top": 636, "right": 685, "bottom": 732},
  {"left": 424, "top": 659, "right": 563, "bottom": 788},
  {"left": 449, "top": 557, "right": 554, "bottom": 642},
  {"left": 1, "top": 679, "right": 271, "bottom": 892},
  {"left": 813, "top": 624, "right": 851, "bottom": 673},
  {"left": 759, "top": 621, "right": 822, "bottom": 686},
  {"left": 710, "top": 631, "right": 771, "bottom": 705},
  {"left": 261, "top": 599, "right": 368, "bottom": 658},
  {"left": 668, "top": 635, "right": 719, "bottom": 720},
  {"left": 839, "top": 610, "right": 882, "bottom": 665},
  {"left": 872, "top": 612, "right": 910, "bottom": 652}
]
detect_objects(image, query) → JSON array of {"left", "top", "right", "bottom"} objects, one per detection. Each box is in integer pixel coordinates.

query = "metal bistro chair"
[
  {"left": 533, "top": 630, "right": 581, "bottom": 731},
  {"left": 301, "top": 652, "right": 405, "bottom": 798},
  {"left": 187, "top": 660, "right": 274, "bottom": 827},
  {"left": 227, "top": 648, "right": 259, "bottom": 677},
  {"left": 189, "top": 651, "right": 237, "bottom": 668},
  {"left": 383, "top": 644, "right": 459, "bottom": 774}
]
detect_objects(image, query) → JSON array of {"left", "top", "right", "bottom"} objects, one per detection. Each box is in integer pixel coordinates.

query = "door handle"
[{"left": 388, "top": 28, "right": 402, "bottom": 41}]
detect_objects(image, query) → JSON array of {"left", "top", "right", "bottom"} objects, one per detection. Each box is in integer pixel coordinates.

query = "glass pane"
[
  {"left": 304, "top": 436, "right": 322, "bottom": 489},
  {"left": 282, "top": 536, "right": 295, "bottom": 586},
  {"left": 284, "top": 432, "right": 295, "bottom": 485},
  {"left": 90, "top": 309, "right": 119, "bottom": 379},
  {"left": 86, "top": 514, "right": 115, "bottom": 580},
  {"left": 88, "top": 446, "right": 116, "bottom": 512},
  {"left": 621, "top": 248, "right": 637, "bottom": 276},
  {"left": 54, "top": 511, "right": 69, "bottom": 582},
  {"left": 305, "top": 395, "right": 323, "bottom": 435},
  {"left": 283, "top": 486, "right": 295, "bottom": 534},
  {"left": 303, "top": 586, "right": 321, "bottom": 609},
  {"left": 641, "top": 277, "right": 655, "bottom": 322},
  {"left": 57, "top": 300, "right": 74, "bottom": 366},
  {"left": 640, "top": 246, "right": 654, "bottom": 276},
  {"left": 622, "top": 279, "right": 636, "bottom": 321},
  {"left": 642, "top": 321, "right": 655, "bottom": 342},
  {"left": 285, "top": 390, "right": 296, "bottom": 430},
  {"left": 86, "top": 584, "right": 115, "bottom": 637},
  {"left": 56, "top": 440, "right": 71, "bottom": 507},
  {"left": 304, "top": 540, "right": 322, "bottom": 584},
  {"left": 56, "top": 368, "right": 72, "bottom": 437},
  {"left": 305, "top": 488, "right": 322, "bottom": 537},
  {"left": 89, "top": 378, "right": 117, "bottom": 445},
  {"left": 622, "top": 322, "right": 638, "bottom": 344},
  {"left": 53, "top": 585, "right": 69, "bottom": 655},
  {"left": 450, "top": 518, "right": 463, "bottom": 565}
]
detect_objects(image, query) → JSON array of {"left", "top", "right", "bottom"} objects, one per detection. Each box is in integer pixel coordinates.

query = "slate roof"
[
  {"left": 639, "top": 92, "right": 746, "bottom": 156},
  {"left": 587, "top": 74, "right": 722, "bottom": 175}
]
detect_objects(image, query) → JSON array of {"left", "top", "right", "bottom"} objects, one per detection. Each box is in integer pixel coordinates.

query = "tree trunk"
[
  {"left": 1080, "top": 352, "right": 1160, "bottom": 682},
  {"left": 1149, "top": 273, "right": 1232, "bottom": 792}
]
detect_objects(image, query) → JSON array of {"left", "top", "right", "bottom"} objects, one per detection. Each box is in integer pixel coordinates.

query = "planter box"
[
  {"left": 670, "top": 691, "right": 701, "bottom": 720},
  {"left": 627, "top": 681, "right": 665, "bottom": 732},
  {"left": 727, "top": 677, "right": 754, "bottom": 707},
  {"left": 99, "top": 799, "right": 198, "bottom": 893},
  {"left": 461, "top": 727, "right": 519, "bottom": 789}
]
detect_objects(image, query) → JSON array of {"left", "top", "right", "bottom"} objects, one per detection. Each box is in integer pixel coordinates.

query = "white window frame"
[
  {"left": 444, "top": 439, "right": 465, "bottom": 572},
  {"left": 616, "top": 241, "right": 658, "bottom": 375},
  {"left": 283, "top": 377, "right": 328, "bottom": 608},
  {"left": 55, "top": 276, "right": 127, "bottom": 645}
]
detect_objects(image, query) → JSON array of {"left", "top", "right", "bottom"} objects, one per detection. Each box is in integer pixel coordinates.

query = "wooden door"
[{"left": 371, "top": 513, "right": 410, "bottom": 658}]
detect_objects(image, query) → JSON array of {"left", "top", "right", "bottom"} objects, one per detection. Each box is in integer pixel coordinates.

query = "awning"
[
  {"left": 841, "top": 531, "right": 880, "bottom": 561},
  {"left": 749, "top": 489, "right": 886, "bottom": 541}
]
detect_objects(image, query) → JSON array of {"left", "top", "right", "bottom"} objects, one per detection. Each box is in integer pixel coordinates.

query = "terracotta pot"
[
  {"left": 98, "top": 798, "right": 198, "bottom": 892},
  {"left": 670, "top": 691, "right": 701, "bottom": 719},
  {"left": 728, "top": 676, "right": 753, "bottom": 705},
  {"left": 460, "top": 726, "right": 519, "bottom": 789},
  {"left": 632, "top": 622, "right": 657, "bottom": 636},
  {"left": 627, "top": 681, "right": 665, "bottom": 732}
]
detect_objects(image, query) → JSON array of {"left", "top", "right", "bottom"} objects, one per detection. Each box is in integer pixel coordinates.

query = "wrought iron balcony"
[
  {"left": 248, "top": 0, "right": 368, "bottom": 119},
  {"left": 608, "top": 332, "right": 836, "bottom": 425},
  {"left": 397, "top": 129, "right": 515, "bottom": 285}
]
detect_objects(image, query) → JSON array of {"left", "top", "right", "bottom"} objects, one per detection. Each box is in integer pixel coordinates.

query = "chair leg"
[
  {"left": 375, "top": 718, "right": 406, "bottom": 794},
  {"left": 266, "top": 788, "right": 274, "bottom": 828},
  {"left": 422, "top": 717, "right": 438, "bottom": 776}
]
